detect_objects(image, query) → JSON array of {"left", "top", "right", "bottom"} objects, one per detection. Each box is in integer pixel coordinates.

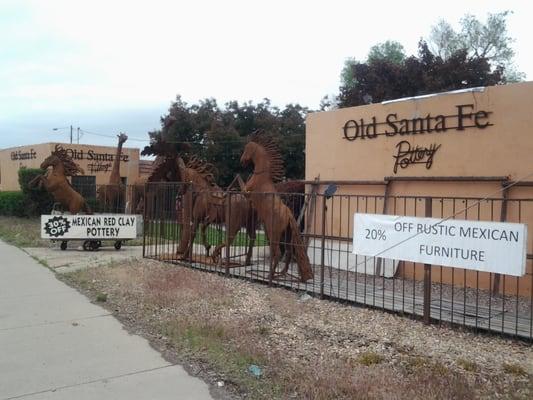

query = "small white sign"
[
  {"left": 353, "top": 213, "right": 527, "bottom": 277},
  {"left": 41, "top": 215, "right": 138, "bottom": 240}
]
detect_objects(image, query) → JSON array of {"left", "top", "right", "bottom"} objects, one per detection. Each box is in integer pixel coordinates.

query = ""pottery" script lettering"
[{"left": 392, "top": 140, "right": 441, "bottom": 174}]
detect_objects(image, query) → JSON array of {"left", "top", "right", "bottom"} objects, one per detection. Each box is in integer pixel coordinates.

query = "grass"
[
  {"left": 502, "top": 362, "right": 528, "bottom": 376},
  {"left": 31, "top": 255, "right": 50, "bottom": 269},
  {"left": 0, "top": 216, "right": 50, "bottom": 247},
  {"left": 145, "top": 220, "right": 267, "bottom": 246},
  {"left": 96, "top": 292, "right": 108, "bottom": 302},
  {"left": 357, "top": 351, "right": 384, "bottom": 366},
  {"left": 457, "top": 358, "right": 479, "bottom": 372}
]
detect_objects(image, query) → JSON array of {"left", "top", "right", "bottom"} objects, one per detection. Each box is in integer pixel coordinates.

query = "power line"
[
  {"left": 77, "top": 129, "right": 305, "bottom": 145},
  {"left": 79, "top": 129, "right": 149, "bottom": 142}
]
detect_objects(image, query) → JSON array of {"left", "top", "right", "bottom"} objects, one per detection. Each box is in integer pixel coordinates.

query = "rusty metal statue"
[
  {"left": 176, "top": 156, "right": 257, "bottom": 265},
  {"left": 29, "top": 145, "right": 92, "bottom": 214},
  {"left": 240, "top": 132, "right": 313, "bottom": 282},
  {"left": 97, "top": 133, "right": 128, "bottom": 212}
]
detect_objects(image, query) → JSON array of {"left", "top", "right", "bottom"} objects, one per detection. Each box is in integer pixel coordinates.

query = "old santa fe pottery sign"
[
  {"left": 353, "top": 213, "right": 527, "bottom": 277},
  {"left": 41, "top": 214, "right": 138, "bottom": 240}
]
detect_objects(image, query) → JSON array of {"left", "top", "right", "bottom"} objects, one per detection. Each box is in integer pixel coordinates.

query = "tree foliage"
[
  {"left": 428, "top": 11, "right": 524, "bottom": 82},
  {"left": 367, "top": 41, "right": 406, "bottom": 65},
  {"left": 338, "top": 39, "right": 505, "bottom": 108},
  {"left": 341, "top": 40, "right": 406, "bottom": 91},
  {"left": 142, "top": 98, "right": 307, "bottom": 187},
  {"left": 337, "top": 12, "right": 523, "bottom": 108}
]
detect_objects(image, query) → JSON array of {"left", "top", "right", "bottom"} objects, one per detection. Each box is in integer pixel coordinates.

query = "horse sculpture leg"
[
  {"left": 244, "top": 209, "right": 257, "bottom": 266},
  {"left": 277, "top": 226, "right": 292, "bottom": 276},
  {"left": 244, "top": 230, "right": 256, "bottom": 266},
  {"left": 266, "top": 227, "right": 282, "bottom": 280},
  {"left": 185, "top": 219, "right": 199, "bottom": 261},
  {"left": 200, "top": 223, "right": 211, "bottom": 256},
  {"left": 28, "top": 174, "right": 45, "bottom": 189},
  {"left": 211, "top": 218, "right": 240, "bottom": 266}
]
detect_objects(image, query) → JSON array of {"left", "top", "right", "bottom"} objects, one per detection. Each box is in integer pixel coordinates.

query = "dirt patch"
[{"left": 60, "top": 259, "right": 533, "bottom": 400}]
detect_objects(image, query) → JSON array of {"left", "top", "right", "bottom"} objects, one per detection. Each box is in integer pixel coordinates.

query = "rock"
[
  {"left": 217, "top": 381, "right": 225, "bottom": 387},
  {"left": 299, "top": 293, "right": 312, "bottom": 302},
  {"left": 248, "top": 364, "right": 263, "bottom": 377}
]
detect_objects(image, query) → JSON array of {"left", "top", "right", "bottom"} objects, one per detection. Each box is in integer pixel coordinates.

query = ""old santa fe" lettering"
[{"left": 342, "top": 104, "right": 491, "bottom": 141}]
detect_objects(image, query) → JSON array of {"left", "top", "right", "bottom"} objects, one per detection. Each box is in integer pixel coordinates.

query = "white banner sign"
[
  {"left": 41, "top": 215, "right": 138, "bottom": 240},
  {"left": 353, "top": 213, "right": 527, "bottom": 276}
]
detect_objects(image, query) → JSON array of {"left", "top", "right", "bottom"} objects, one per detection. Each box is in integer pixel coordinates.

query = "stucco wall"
[{"left": 306, "top": 82, "right": 533, "bottom": 184}]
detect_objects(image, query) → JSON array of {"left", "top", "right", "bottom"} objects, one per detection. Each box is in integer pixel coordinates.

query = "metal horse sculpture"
[
  {"left": 30, "top": 145, "right": 92, "bottom": 214},
  {"left": 97, "top": 133, "right": 128, "bottom": 212},
  {"left": 175, "top": 156, "right": 257, "bottom": 265},
  {"left": 240, "top": 132, "right": 313, "bottom": 282}
]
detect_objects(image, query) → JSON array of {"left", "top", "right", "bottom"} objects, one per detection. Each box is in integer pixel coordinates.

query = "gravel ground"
[{"left": 61, "top": 259, "right": 533, "bottom": 399}]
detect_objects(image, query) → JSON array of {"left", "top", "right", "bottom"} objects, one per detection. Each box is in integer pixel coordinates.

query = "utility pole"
[
  {"left": 77, "top": 127, "right": 80, "bottom": 144},
  {"left": 70, "top": 125, "right": 73, "bottom": 144}
]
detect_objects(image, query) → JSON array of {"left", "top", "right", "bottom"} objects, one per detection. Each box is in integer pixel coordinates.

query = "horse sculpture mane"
[
  {"left": 148, "top": 155, "right": 180, "bottom": 182},
  {"left": 248, "top": 131, "right": 284, "bottom": 183},
  {"left": 185, "top": 155, "right": 218, "bottom": 188},
  {"left": 51, "top": 145, "right": 84, "bottom": 176}
]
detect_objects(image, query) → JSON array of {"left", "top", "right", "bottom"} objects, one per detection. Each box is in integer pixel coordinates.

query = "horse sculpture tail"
[{"left": 288, "top": 215, "right": 313, "bottom": 282}]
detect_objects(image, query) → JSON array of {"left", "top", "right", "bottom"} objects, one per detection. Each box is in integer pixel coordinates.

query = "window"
[{"left": 72, "top": 176, "right": 96, "bottom": 199}]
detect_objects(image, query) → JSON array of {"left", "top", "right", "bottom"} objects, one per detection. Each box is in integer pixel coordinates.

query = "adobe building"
[
  {"left": 0, "top": 142, "right": 151, "bottom": 193},
  {"left": 306, "top": 81, "right": 533, "bottom": 295}
]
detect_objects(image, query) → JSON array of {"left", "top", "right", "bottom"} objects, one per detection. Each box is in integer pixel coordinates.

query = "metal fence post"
[
  {"left": 320, "top": 195, "right": 327, "bottom": 299},
  {"left": 142, "top": 184, "right": 147, "bottom": 258},
  {"left": 225, "top": 192, "right": 231, "bottom": 277},
  {"left": 423, "top": 197, "right": 432, "bottom": 324}
]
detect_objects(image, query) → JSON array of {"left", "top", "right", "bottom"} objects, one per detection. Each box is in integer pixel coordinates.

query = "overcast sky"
[{"left": 1, "top": 0, "right": 531, "bottom": 151}]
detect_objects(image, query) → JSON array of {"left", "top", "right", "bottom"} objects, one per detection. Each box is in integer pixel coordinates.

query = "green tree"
[
  {"left": 341, "top": 40, "right": 406, "bottom": 90},
  {"left": 338, "top": 40, "right": 503, "bottom": 108},
  {"left": 428, "top": 11, "right": 524, "bottom": 82},
  {"left": 367, "top": 40, "right": 406, "bottom": 64},
  {"left": 143, "top": 98, "right": 308, "bottom": 186}
]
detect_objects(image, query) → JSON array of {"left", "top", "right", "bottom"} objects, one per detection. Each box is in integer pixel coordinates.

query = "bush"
[
  {"left": 0, "top": 191, "right": 25, "bottom": 216},
  {"left": 18, "top": 168, "right": 54, "bottom": 216}
]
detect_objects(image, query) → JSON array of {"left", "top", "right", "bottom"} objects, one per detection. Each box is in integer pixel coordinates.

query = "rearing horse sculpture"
[
  {"left": 240, "top": 132, "right": 313, "bottom": 282},
  {"left": 29, "top": 145, "right": 92, "bottom": 214}
]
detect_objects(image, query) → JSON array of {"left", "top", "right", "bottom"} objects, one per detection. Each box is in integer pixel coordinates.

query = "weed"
[
  {"left": 503, "top": 363, "right": 528, "bottom": 376},
  {"left": 96, "top": 292, "right": 108, "bottom": 302},
  {"left": 257, "top": 325, "right": 270, "bottom": 336},
  {"left": 30, "top": 255, "right": 50, "bottom": 269},
  {"left": 358, "top": 351, "right": 384, "bottom": 366},
  {"left": 457, "top": 358, "right": 479, "bottom": 372}
]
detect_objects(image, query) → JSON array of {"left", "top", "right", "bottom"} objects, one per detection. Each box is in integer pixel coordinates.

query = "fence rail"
[
  {"left": 67, "top": 183, "right": 144, "bottom": 214},
  {"left": 142, "top": 182, "right": 533, "bottom": 341}
]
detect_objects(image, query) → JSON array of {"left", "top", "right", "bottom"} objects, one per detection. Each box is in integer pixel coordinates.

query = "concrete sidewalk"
[{"left": 0, "top": 240, "right": 216, "bottom": 400}]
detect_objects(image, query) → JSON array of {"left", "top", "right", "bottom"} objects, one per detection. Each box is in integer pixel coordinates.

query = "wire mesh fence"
[
  {"left": 143, "top": 182, "right": 533, "bottom": 341},
  {"left": 63, "top": 183, "right": 145, "bottom": 214}
]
